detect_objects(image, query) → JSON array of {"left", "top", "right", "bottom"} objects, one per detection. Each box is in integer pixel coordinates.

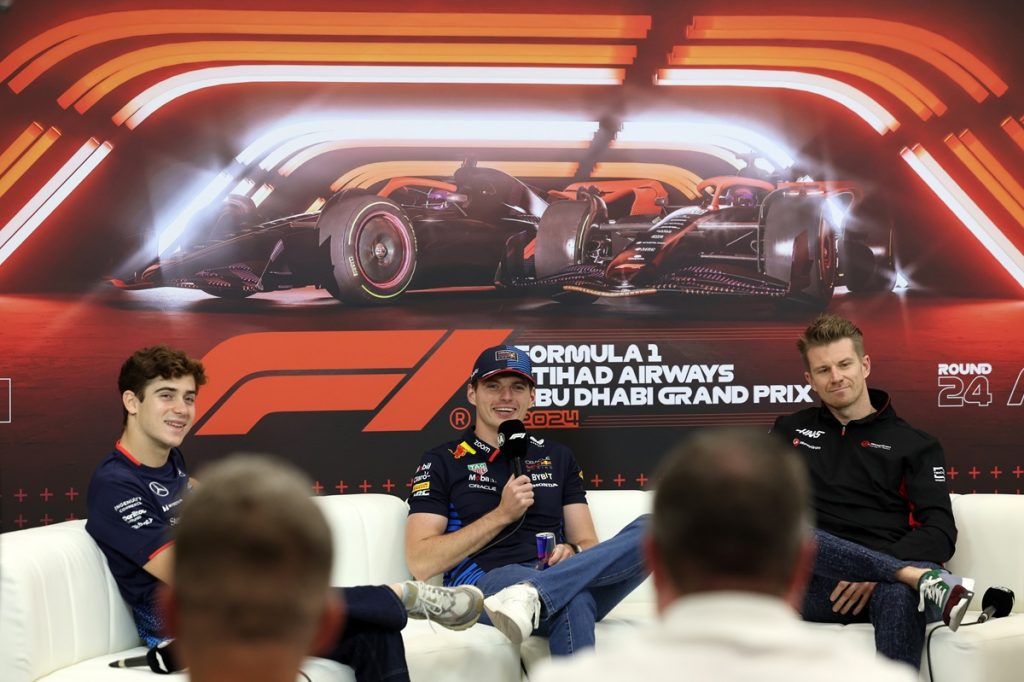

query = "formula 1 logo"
[{"left": 192, "top": 329, "right": 511, "bottom": 436}]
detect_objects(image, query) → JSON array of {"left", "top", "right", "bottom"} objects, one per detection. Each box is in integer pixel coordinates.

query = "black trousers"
[{"left": 326, "top": 585, "right": 410, "bottom": 682}]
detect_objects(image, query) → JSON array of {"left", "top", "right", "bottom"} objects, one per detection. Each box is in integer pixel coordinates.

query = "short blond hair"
[{"left": 797, "top": 315, "right": 865, "bottom": 367}]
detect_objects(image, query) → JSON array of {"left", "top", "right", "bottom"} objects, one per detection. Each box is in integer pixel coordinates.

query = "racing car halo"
[{"left": 111, "top": 164, "right": 896, "bottom": 309}]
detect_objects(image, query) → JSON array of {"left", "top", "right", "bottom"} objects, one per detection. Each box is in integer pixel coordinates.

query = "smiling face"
[
  {"left": 803, "top": 338, "right": 872, "bottom": 423},
  {"left": 467, "top": 373, "right": 535, "bottom": 445},
  {"left": 123, "top": 374, "right": 198, "bottom": 463}
]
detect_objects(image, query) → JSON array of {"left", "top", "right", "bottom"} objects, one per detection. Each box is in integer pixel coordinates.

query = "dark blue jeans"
[
  {"left": 325, "top": 585, "right": 409, "bottom": 682},
  {"left": 802, "top": 529, "right": 940, "bottom": 669},
  {"left": 476, "top": 514, "right": 650, "bottom": 656}
]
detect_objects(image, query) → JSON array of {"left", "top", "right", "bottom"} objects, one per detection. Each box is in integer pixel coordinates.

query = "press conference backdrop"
[{"left": 1, "top": 0, "right": 1022, "bottom": 530}]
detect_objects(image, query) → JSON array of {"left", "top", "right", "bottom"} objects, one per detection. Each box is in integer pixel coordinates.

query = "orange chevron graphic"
[{"left": 195, "top": 328, "right": 511, "bottom": 435}]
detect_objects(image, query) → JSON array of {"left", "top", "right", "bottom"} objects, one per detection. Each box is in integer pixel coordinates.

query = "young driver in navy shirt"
[{"left": 87, "top": 345, "right": 483, "bottom": 681}]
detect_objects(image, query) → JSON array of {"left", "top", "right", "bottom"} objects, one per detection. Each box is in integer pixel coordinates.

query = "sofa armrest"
[
  {"left": 0, "top": 521, "right": 140, "bottom": 682},
  {"left": 947, "top": 494, "right": 1024, "bottom": 614}
]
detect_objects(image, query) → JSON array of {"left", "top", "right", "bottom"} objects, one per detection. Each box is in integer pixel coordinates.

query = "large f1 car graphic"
[{"left": 111, "top": 164, "right": 896, "bottom": 308}]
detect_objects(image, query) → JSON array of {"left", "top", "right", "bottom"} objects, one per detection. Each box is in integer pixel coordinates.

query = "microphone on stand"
[
  {"left": 976, "top": 586, "right": 1015, "bottom": 624},
  {"left": 497, "top": 419, "right": 529, "bottom": 478}
]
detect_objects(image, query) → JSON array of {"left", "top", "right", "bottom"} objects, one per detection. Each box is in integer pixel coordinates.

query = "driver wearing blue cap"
[{"left": 404, "top": 344, "right": 649, "bottom": 656}]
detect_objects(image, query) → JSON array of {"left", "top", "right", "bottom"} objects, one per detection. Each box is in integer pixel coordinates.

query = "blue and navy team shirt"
[
  {"left": 86, "top": 443, "right": 191, "bottom": 646},
  {"left": 408, "top": 428, "right": 587, "bottom": 586}
]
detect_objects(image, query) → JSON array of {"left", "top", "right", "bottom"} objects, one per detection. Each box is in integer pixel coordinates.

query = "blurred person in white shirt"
[{"left": 532, "top": 429, "right": 916, "bottom": 682}]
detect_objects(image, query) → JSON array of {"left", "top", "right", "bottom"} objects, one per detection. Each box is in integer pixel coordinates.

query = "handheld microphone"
[
  {"left": 977, "top": 586, "right": 1015, "bottom": 623},
  {"left": 109, "top": 639, "right": 182, "bottom": 674},
  {"left": 497, "top": 419, "right": 529, "bottom": 478}
]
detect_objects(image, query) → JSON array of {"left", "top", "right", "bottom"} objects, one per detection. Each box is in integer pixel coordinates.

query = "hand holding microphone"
[{"left": 497, "top": 420, "right": 533, "bottom": 521}]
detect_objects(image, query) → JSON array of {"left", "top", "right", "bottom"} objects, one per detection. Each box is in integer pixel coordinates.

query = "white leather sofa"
[{"left": 2, "top": 491, "right": 1021, "bottom": 681}]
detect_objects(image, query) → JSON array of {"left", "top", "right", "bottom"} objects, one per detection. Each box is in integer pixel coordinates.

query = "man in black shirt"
[{"left": 772, "top": 315, "right": 974, "bottom": 668}]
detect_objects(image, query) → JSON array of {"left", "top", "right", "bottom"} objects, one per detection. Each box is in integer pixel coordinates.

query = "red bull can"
[{"left": 535, "top": 532, "right": 556, "bottom": 569}]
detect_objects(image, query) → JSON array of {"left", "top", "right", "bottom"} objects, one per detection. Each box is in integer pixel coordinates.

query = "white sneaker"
[
  {"left": 403, "top": 581, "right": 484, "bottom": 631},
  {"left": 483, "top": 583, "right": 541, "bottom": 644}
]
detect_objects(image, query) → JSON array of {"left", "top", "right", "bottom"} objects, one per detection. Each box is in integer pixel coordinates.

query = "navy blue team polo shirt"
[
  {"left": 408, "top": 428, "right": 587, "bottom": 586},
  {"left": 86, "top": 442, "right": 191, "bottom": 646}
]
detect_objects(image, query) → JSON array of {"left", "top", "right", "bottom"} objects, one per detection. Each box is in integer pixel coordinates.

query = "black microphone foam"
[
  {"left": 497, "top": 419, "right": 528, "bottom": 478},
  {"left": 978, "top": 586, "right": 1015, "bottom": 623},
  {"left": 108, "top": 640, "right": 183, "bottom": 672},
  {"left": 146, "top": 640, "right": 182, "bottom": 674}
]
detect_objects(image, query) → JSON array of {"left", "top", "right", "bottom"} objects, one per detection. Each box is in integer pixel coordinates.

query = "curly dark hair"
[{"left": 118, "top": 345, "right": 207, "bottom": 424}]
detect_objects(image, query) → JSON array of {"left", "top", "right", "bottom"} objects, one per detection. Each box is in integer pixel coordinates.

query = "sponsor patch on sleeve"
[
  {"left": 412, "top": 481, "right": 430, "bottom": 493},
  {"left": 933, "top": 466, "right": 947, "bottom": 482}
]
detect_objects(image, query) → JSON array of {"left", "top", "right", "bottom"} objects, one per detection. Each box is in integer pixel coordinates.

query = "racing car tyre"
[
  {"left": 535, "top": 196, "right": 601, "bottom": 278},
  {"left": 763, "top": 194, "right": 836, "bottom": 308},
  {"left": 842, "top": 232, "right": 897, "bottom": 293},
  {"left": 317, "top": 194, "right": 418, "bottom": 304},
  {"left": 808, "top": 219, "right": 838, "bottom": 305}
]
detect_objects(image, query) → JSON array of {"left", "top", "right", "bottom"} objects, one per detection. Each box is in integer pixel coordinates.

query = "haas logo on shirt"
[{"left": 149, "top": 481, "right": 170, "bottom": 497}]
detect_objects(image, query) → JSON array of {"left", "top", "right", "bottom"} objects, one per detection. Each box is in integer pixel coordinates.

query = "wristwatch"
[{"left": 568, "top": 543, "right": 582, "bottom": 554}]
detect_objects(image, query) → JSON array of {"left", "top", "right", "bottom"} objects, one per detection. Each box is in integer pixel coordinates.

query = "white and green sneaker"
[{"left": 917, "top": 569, "right": 975, "bottom": 631}]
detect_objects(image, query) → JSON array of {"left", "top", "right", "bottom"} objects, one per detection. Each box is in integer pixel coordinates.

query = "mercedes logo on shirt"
[{"left": 149, "top": 481, "right": 170, "bottom": 497}]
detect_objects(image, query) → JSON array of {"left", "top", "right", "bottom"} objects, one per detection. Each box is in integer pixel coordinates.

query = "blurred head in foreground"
[
  {"left": 162, "top": 454, "right": 343, "bottom": 682},
  {"left": 648, "top": 429, "right": 814, "bottom": 612}
]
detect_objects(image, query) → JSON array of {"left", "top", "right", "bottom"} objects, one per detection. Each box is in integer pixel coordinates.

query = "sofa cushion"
[
  {"left": 311, "top": 494, "right": 522, "bottom": 682},
  {"left": 947, "top": 494, "right": 1024, "bottom": 612},
  {"left": 403, "top": 621, "right": 521, "bottom": 682},
  {"left": 313, "top": 493, "right": 413, "bottom": 587}
]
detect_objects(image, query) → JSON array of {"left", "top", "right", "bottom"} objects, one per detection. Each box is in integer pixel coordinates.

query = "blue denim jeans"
[
  {"left": 802, "top": 530, "right": 940, "bottom": 669},
  {"left": 476, "top": 514, "right": 649, "bottom": 656},
  {"left": 326, "top": 585, "right": 410, "bottom": 682}
]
